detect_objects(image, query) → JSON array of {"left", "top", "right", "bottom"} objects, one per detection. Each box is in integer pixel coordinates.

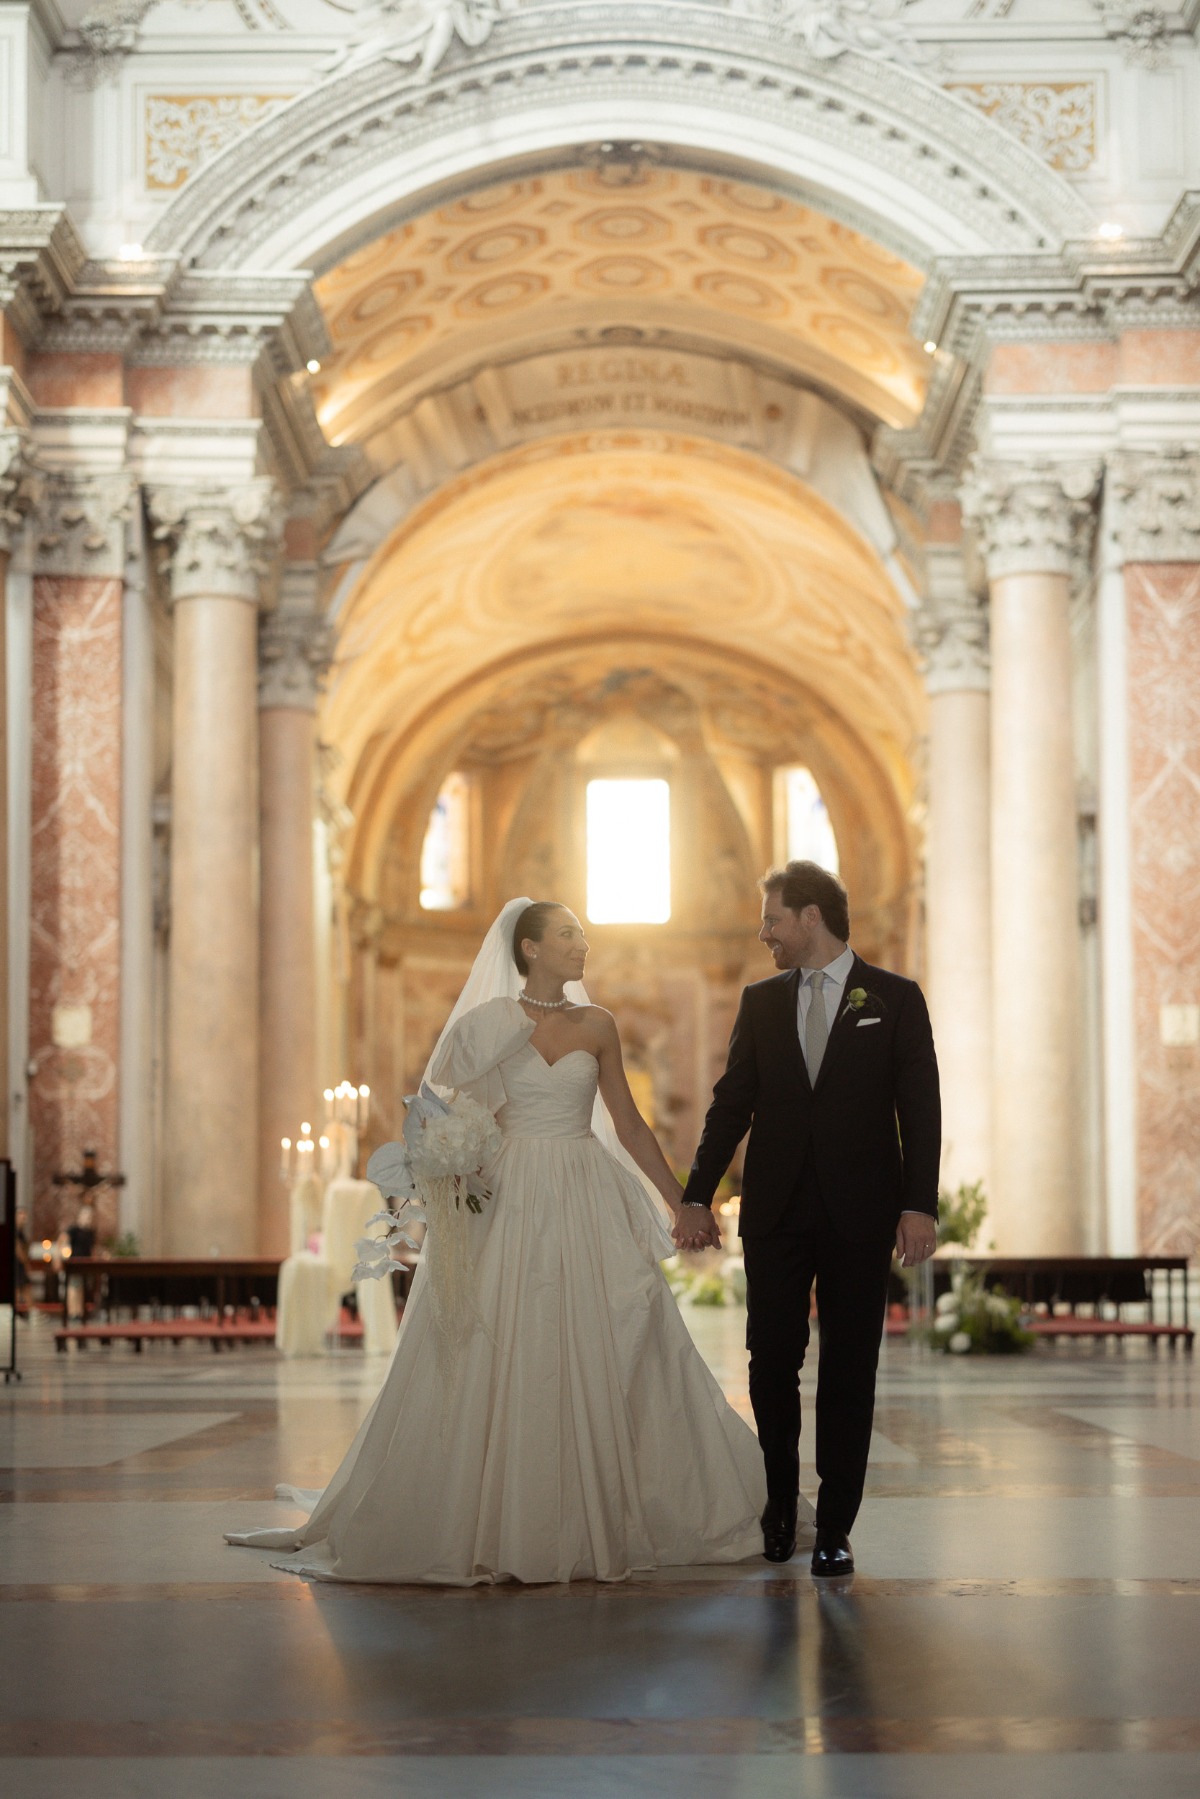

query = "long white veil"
[{"left": 422, "top": 897, "right": 675, "bottom": 1258}]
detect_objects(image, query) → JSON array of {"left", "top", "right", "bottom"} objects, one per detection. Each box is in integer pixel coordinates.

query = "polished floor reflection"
[{"left": 2, "top": 1310, "right": 1199, "bottom": 1797}]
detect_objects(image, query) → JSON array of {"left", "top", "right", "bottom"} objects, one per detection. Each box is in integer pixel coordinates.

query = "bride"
[{"left": 227, "top": 897, "right": 807, "bottom": 1584}]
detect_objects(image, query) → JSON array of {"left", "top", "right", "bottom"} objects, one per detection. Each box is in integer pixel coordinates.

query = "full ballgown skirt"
[{"left": 226, "top": 998, "right": 795, "bottom": 1584}]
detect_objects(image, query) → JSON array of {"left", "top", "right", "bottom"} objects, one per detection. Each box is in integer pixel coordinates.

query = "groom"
[{"left": 677, "top": 860, "right": 940, "bottom": 1576}]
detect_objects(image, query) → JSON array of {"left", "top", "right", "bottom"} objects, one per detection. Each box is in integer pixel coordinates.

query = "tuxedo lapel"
[{"left": 813, "top": 954, "right": 867, "bottom": 1093}]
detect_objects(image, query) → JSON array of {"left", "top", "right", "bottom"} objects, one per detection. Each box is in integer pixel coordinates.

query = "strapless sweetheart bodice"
[{"left": 495, "top": 1042, "right": 599, "bottom": 1140}]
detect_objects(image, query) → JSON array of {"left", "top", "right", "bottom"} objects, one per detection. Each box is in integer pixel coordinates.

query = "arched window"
[
  {"left": 419, "top": 771, "right": 472, "bottom": 910},
  {"left": 775, "top": 766, "right": 839, "bottom": 875},
  {"left": 585, "top": 778, "right": 671, "bottom": 924}
]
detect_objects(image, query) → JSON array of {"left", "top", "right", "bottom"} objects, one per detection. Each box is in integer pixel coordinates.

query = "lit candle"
[
  {"left": 280, "top": 1137, "right": 292, "bottom": 1181},
  {"left": 323, "top": 1087, "right": 334, "bottom": 1123},
  {"left": 319, "top": 1134, "right": 331, "bottom": 1179},
  {"left": 358, "top": 1083, "right": 370, "bottom": 1131}
]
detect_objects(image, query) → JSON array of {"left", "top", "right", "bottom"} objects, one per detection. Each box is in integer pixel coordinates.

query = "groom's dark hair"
[{"left": 760, "top": 861, "right": 850, "bottom": 941}]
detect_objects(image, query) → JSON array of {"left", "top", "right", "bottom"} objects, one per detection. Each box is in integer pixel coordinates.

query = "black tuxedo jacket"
[{"left": 682, "top": 955, "right": 941, "bottom": 1242}]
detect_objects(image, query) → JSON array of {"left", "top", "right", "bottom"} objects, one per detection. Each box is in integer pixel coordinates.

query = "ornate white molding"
[
  {"left": 961, "top": 459, "right": 1101, "bottom": 582},
  {"left": 143, "top": 13, "right": 1090, "bottom": 272},
  {"left": 148, "top": 481, "right": 285, "bottom": 605},
  {"left": 258, "top": 605, "right": 334, "bottom": 710},
  {"left": 914, "top": 546, "right": 989, "bottom": 693},
  {"left": 1091, "top": 1, "right": 1175, "bottom": 68},
  {"left": 30, "top": 470, "right": 136, "bottom": 578},
  {"left": 1110, "top": 449, "right": 1200, "bottom": 563},
  {"left": 145, "top": 94, "right": 294, "bottom": 193},
  {"left": 943, "top": 81, "right": 1096, "bottom": 175}
]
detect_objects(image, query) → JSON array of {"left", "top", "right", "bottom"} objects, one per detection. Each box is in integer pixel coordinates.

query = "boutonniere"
[{"left": 838, "top": 986, "right": 883, "bottom": 1024}]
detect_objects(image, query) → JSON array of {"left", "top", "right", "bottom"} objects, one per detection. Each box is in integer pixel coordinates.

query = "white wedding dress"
[{"left": 226, "top": 997, "right": 792, "bottom": 1584}]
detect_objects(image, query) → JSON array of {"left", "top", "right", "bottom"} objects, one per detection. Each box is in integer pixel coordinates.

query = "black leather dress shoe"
[
  {"left": 810, "top": 1529, "right": 854, "bottom": 1577},
  {"left": 760, "top": 1498, "right": 798, "bottom": 1564}
]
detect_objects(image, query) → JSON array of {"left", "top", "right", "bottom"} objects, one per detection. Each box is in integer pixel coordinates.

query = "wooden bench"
[{"left": 1026, "top": 1316, "right": 1194, "bottom": 1349}]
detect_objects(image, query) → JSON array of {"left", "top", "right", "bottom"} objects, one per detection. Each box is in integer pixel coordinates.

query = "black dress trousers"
[{"left": 741, "top": 1155, "right": 895, "bottom": 1535}]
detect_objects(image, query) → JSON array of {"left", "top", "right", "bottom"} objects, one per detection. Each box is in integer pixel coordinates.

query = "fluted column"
[
  {"left": 962, "top": 461, "right": 1099, "bottom": 1253},
  {"left": 914, "top": 548, "right": 992, "bottom": 1196},
  {"left": 256, "top": 575, "right": 330, "bottom": 1256},
  {"left": 150, "top": 483, "right": 283, "bottom": 1256}
]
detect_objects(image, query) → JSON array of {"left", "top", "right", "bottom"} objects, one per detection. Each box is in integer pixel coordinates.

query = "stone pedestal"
[
  {"left": 916, "top": 553, "right": 992, "bottom": 1197},
  {"left": 963, "top": 462, "right": 1098, "bottom": 1254},
  {"left": 151, "top": 484, "right": 282, "bottom": 1256},
  {"left": 257, "top": 590, "right": 330, "bottom": 1257}
]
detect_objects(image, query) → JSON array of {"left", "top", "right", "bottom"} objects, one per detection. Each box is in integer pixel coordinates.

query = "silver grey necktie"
[{"left": 805, "top": 970, "right": 828, "bottom": 1081}]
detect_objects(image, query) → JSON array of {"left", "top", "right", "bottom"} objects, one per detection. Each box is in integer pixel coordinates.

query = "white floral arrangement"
[
  {"left": 354, "top": 1084, "right": 501, "bottom": 1283},
  {"left": 928, "top": 1267, "right": 1034, "bottom": 1356}
]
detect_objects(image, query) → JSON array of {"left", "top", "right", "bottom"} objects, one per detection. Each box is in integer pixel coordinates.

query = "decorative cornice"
[
  {"left": 916, "top": 190, "right": 1200, "bottom": 359},
  {"left": 913, "top": 545, "right": 989, "bottom": 694},
  {"left": 148, "top": 481, "right": 285, "bottom": 605},
  {"left": 31, "top": 469, "right": 135, "bottom": 577},
  {"left": 0, "top": 210, "right": 88, "bottom": 347},
  {"left": 1109, "top": 449, "right": 1200, "bottom": 564},
  {"left": 258, "top": 604, "right": 333, "bottom": 711},
  {"left": 960, "top": 459, "right": 1102, "bottom": 583}
]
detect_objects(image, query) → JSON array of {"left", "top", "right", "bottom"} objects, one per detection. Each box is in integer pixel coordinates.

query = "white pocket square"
[{"left": 856, "top": 1017, "right": 882, "bottom": 1027}]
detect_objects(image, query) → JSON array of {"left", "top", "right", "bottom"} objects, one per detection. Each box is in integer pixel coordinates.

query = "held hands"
[
  {"left": 895, "top": 1212, "right": 937, "bottom": 1268},
  {"left": 672, "top": 1204, "right": 722, "bottom": 1253}
]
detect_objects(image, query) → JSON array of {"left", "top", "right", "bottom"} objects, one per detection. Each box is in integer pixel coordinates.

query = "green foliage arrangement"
[
  {"left": 936, "top": 1179, "right": 991, "bottom": 1251},
  {"left": 108, "top": 1231, "right": 142, "bottom": 1258}
]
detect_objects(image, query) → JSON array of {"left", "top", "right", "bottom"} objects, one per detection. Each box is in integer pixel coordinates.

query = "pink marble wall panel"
[
  {"left": 28, "top": 577, "right": 123, "bottom": 1240},
  {"left": 1125, "top": 565, "right": 1200, "bottom": 1256}
]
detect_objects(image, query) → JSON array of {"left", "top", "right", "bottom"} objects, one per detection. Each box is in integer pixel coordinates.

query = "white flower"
[
  {"left": 935, "top": 1292, "right": 959, "bottom": 1315},
  {"left": 948, "top": 1331, "right": 972, "bottom": 1354},
  {"left": 934, "top": 1313, "right": 958, "bottom": 1333}
]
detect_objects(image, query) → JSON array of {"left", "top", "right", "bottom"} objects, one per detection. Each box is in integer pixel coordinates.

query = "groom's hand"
[
  {"left": 673, "top": 1205, "right": 722, "bottom": 1252},
  {"left": 895, "top": 1212, "right": 937, "bottom": 1268}
]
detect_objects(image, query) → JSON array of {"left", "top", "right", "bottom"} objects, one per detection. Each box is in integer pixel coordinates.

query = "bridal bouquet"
[{"left": 354, "top": 1085, "right": 501, "bottom": 1283}]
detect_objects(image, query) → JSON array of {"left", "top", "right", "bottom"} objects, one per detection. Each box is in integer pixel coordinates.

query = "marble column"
[
  {"left": 257, "top": 577, "right": 330, "bottom": 1257},
  {"left": 150, "top": 483, "right": 283, "bottom": 1257},
  {"left": 0, "top": 429, "right": 32, "bottom": 1163},
  {"left": 1108, "top": 450, "right": 1200, "bottom": 1258},
  {"left": 26, "top": 471, "right": 133, "bottom": 1240},
  {"left": 915, "top": 548, "right": 992, "bottom": 1197},
  {"left": 962, "top": 461, "right": 1099, "bottom": 1254}
]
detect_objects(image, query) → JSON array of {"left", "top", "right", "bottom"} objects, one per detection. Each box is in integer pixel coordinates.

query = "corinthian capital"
[
  {"left": 258, "top": 608, "right": 333, "bottom": 711},
  {"left": 914, "top": 600, "right": 989, "bottom": 695},
  {"left": 32, "top": 469, "right": 135, "bottom": 577},
  {"left": 149, "top": 480, "right": 284, "bottom": 605},
  {"left": 960, "top": 459, "right": 1101, "bottom": 582},
  {"left": 0, "top": 430, "right": 38, "bottom": 557},
  {"left": 1109, "top": 449, "right": 1200, "bottom": 563}
]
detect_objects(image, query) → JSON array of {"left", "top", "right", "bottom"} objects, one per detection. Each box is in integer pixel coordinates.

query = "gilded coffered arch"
[{"left": 311, "top": 166, "right": 932, "bottom": 450}]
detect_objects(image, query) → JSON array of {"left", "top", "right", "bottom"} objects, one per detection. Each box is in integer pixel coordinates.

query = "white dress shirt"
[{"left": 794, "top": 943, "right": 926, "bottom": 1222}]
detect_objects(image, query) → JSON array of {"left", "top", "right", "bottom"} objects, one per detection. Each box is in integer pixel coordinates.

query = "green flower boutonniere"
[{"left": 839, "top": 986, "right": 883, "bottom": 1024}]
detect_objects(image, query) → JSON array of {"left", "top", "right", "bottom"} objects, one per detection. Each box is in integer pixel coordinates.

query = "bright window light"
[
  {"left": 419, "top": 771, "right": 471, "bottom": 910},
  {"left": 586, "top": 778, "right": 671, "bottom": 924},
  {"left": 778, "top": 766, "right": 839, "bottom": 875}
]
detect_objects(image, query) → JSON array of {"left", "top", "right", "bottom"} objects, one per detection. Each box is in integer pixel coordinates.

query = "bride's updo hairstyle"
[{"left": 512, "top": 901, "right": 565, "bottom": 976}]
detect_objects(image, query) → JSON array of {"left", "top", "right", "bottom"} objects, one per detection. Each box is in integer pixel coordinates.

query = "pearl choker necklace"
[{"left": 521, "top": 992, "right": 570, "bottom": 1011}]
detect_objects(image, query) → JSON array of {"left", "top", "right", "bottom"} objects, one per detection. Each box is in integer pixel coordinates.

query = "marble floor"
[{"left": 2, "top": 1309, "right": 1199, "bottom": 1798}]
